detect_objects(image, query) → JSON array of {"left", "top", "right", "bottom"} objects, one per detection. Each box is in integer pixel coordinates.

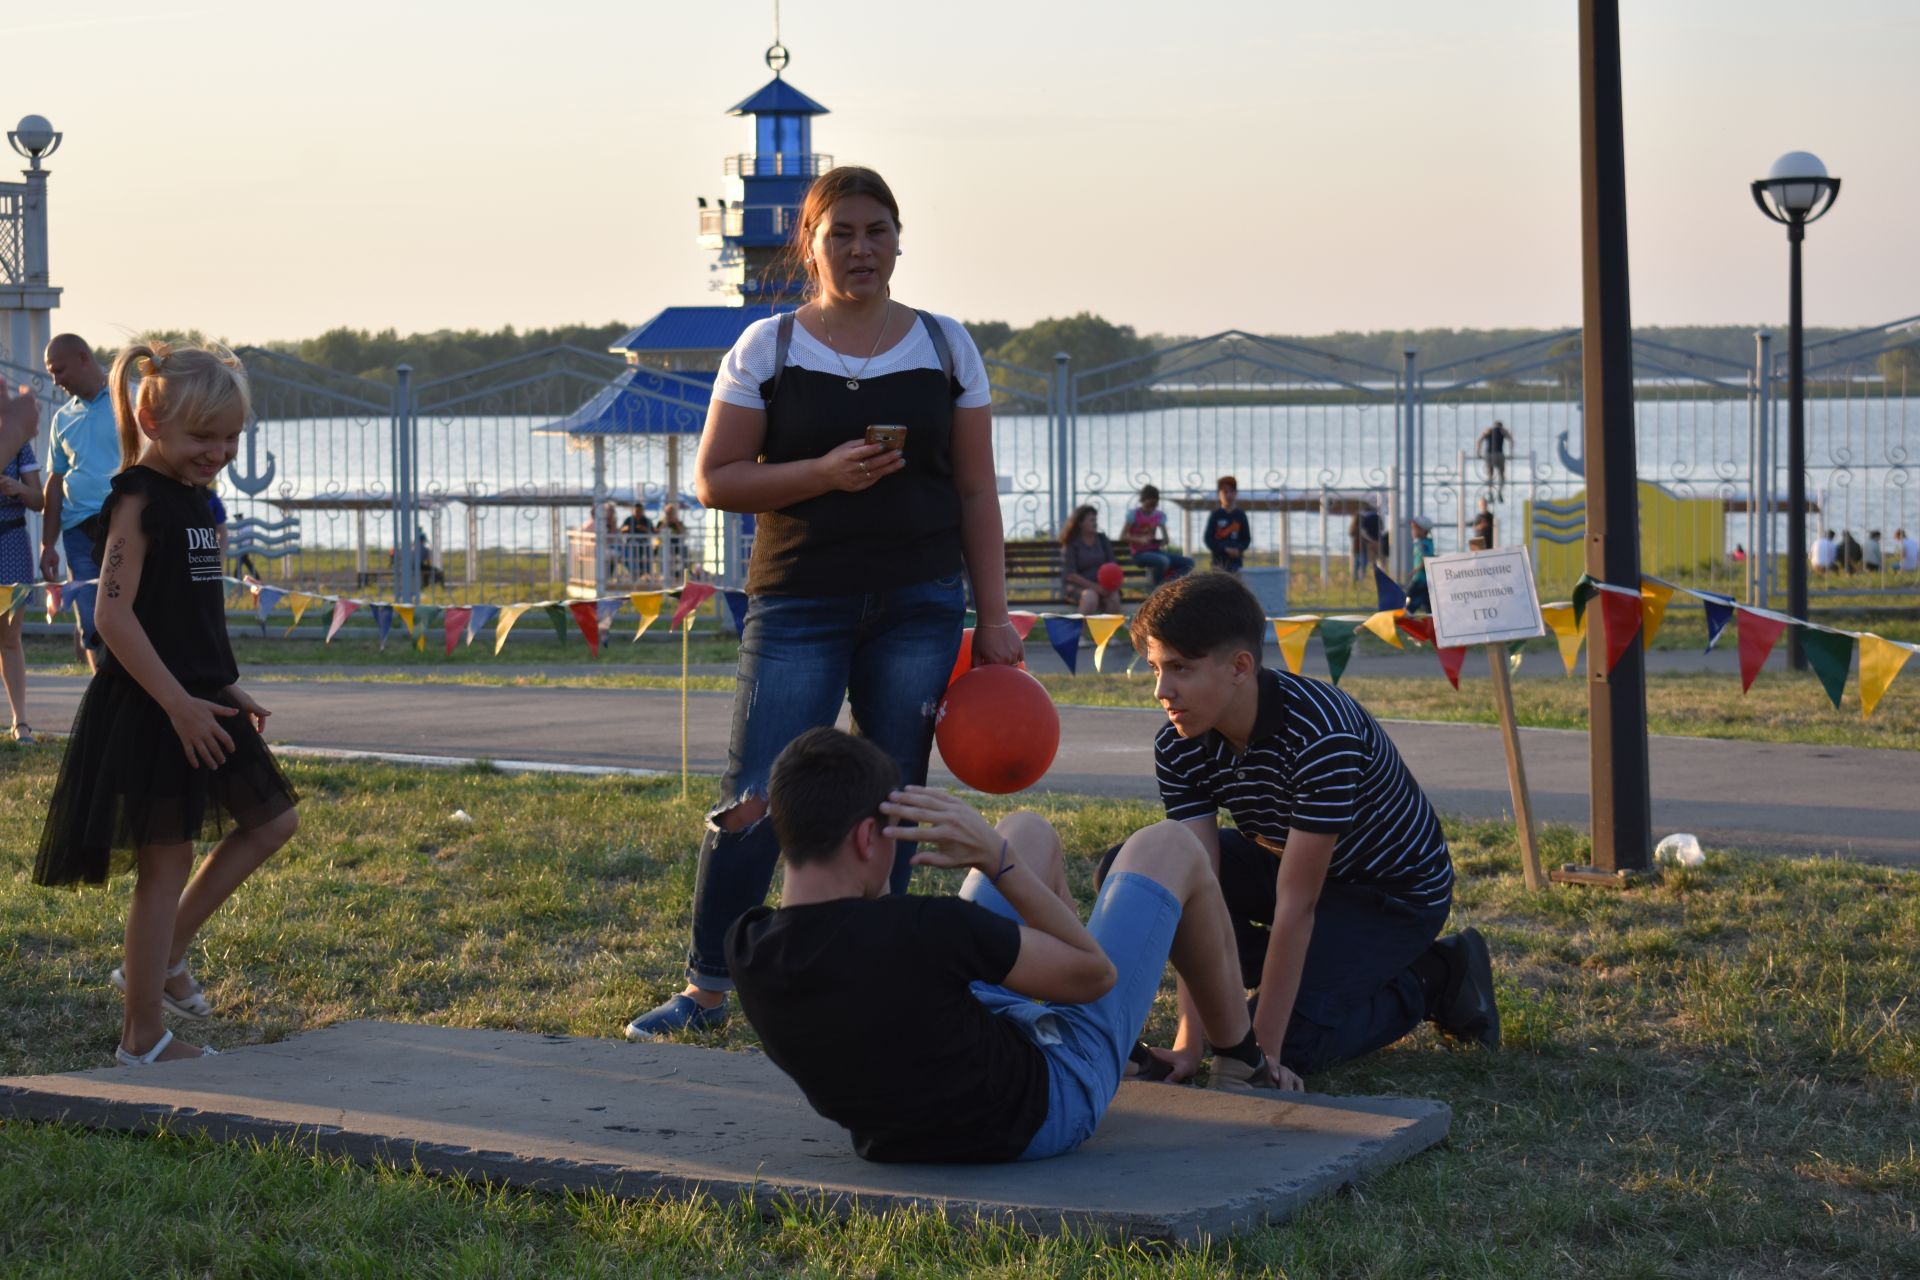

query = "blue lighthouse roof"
[
  {"left": 609, "top": 304, "right": 798, "bottom": 359},
  {"left": 533, "top": 365, "right": 716, "bottom": 437},
  {"left": 726, "top": 77, "right": 829, "bottom": 117}
]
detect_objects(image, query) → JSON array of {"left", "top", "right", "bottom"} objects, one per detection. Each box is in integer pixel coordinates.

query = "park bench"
[{"left": 1003, "top": 538, "right": 1153, "bottom": 607}]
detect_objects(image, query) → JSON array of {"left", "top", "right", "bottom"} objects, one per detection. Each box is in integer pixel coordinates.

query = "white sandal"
[
  {"left": 110, "top": 959, "right": 215, "bottom": 1019},
  {"left": 114, "top": 1029, "right": 218, "bottom": 1066}
]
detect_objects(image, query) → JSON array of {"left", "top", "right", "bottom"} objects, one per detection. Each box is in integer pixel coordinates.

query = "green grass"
[{"left": 2, "top": 750, "right": 1916, "bottom": 1276}]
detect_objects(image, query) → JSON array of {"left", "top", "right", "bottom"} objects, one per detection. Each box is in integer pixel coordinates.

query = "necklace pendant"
[{"left": 845, "top": 378, "right": 861, "bottom": 391}]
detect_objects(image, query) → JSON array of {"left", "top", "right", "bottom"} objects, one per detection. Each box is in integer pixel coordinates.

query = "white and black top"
[
  {"left": 1154, "top": 667, "right": 1453, "bottom": 910},
  {"left": 713, "top": 310, "right": 991, "bottom": 597},
  {"left": 94, "top": 466, "right": 239, "bottom": 692}
]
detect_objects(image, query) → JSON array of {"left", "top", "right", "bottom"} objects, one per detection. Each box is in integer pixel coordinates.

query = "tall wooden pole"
[{"left": 1575, "top": 0, "right": 1652, "bottom": 874}]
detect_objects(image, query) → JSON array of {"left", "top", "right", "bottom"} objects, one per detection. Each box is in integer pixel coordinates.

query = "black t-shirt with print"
[
  {"left": 93, "top": 466, "right": 238, "bottom": 691},
  {"left": 725, "top": 894, "right": 1051, "bottom": 1163}
]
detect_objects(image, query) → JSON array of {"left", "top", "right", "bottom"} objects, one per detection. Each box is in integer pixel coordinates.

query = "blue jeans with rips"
[{"left": 684, "top": 571, "right": 966, "bottom": 991}]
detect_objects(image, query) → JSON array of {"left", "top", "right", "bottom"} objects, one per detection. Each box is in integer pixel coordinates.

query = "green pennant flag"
[
  {"left": 1799, "top": 627, "right": 1855, "bottom": 710},
  {"left": 1320, "top": 625, "right": 1355, "bottom": 686},
  {"left": 545, "top": 603, "right": 569, "bottom": 644},
  {"left": 1570, "top": 574, "right": 1598, "bottom": 630}
]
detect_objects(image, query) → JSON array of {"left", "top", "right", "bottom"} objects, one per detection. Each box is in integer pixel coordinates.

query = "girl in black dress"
[{"left": 35, "top": 342, "right": 299, "bottom": 1066}]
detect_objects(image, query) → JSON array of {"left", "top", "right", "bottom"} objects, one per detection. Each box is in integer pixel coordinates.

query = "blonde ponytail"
[{"left": 107, "top": 340, "right": 251, "bottom": 472}]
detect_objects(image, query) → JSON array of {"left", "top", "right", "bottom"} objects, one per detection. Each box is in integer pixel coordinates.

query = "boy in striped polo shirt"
[{"left": 1112, "top": 572, "right": 1499, "bottom": 1088}]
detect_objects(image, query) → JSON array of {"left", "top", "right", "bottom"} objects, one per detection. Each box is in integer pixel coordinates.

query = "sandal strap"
[
  {"left": 166, "top": 959, "right": 194, "bottom": 981},
  {"left": 119, "top": 1028, "right": 174, "bottom": 1065}
]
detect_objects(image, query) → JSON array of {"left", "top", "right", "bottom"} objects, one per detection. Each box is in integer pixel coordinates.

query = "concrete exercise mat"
[{"left": 0, "top": 1021, "right": 1449, "bottom": 1242}]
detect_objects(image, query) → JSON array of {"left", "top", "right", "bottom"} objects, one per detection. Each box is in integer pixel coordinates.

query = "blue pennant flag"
[
  {"left": 723, "top": 589, "right": 749, "bottom": 635},
  {"left": 1372, "top": 564, "right": 1407, "bottom": 613},
  {"left": 466, "top": 603, "right": 498, "bottom": 644},
  {"left": 1044, "top": 616, "right": 1082, "bottom": 674},
  {"left": 1702, "top": 596, "right": 1735, "bottom": 652},
  {"left": 254, "top": 586, "right": 285, "bottom": 632},
  {"left": 372, "top": 603, "right": 395, "bottom": 649}
]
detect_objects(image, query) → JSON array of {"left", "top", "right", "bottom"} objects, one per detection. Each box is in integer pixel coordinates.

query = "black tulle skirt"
[{"left": 33, "top": 668, "right": 298, "bottom": 887}]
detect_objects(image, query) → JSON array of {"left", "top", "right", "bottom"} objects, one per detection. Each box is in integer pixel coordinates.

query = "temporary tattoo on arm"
[{"left": 104, "top": 538, "right": 126, "bottom": 599}]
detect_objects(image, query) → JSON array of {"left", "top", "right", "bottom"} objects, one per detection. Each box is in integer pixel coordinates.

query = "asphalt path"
[{"left": 27, "top": 673, "right": 1916, "bottom": 869}]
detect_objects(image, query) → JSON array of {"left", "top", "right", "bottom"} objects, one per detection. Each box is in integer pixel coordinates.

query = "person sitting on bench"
[{"left": 726, "top": 726, "right": 1282, "bottom": 1164}]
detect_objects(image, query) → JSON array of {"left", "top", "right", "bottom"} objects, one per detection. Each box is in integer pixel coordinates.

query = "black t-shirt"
[
  {"left": 725, "top": 895, "right": 1051, "bottom": 1163},
  {"left": 93, "top": 466, "right": 238, "bottom": 691},
  {"left": 1204, "top": 507, "right": 1250, "bottom": 554}
]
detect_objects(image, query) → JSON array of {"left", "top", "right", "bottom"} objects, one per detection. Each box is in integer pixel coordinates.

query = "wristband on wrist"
[
  {"left": 988, "top": 837, "right": 1015, "bottom": 884},
  {"left": 982, "top": 620, "right": 1015, "bottom": 630}
]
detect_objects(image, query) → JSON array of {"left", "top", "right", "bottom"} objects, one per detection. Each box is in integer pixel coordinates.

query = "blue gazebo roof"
[
  {"left": 726, "top": 78, "right": 829, "bottom": 116},
  {"left": 533, "top": 366, "right": 717, "bottom": 437},
  {"left": 608, "top": 305, "right": 797, "bottom": 358}
]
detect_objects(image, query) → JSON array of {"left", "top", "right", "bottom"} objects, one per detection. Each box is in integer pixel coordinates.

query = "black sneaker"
[{"left": 1431, "top": 928, "right": 1501, "bottom": 1049}]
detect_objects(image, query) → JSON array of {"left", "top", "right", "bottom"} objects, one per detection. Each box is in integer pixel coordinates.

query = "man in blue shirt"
[{"left": 39, "top": 335, "right": 118, "bottom": 672}]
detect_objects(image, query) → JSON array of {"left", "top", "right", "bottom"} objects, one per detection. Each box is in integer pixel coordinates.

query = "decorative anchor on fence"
[
  {"left": 226, "top": 417, "right": 277, "bottom": 496},
  {"left": 1556, "top": 429, "right": 1585, "bottom": 478}
]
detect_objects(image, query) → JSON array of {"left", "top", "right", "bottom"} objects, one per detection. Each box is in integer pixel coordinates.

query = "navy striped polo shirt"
[{"left": 1153, "top": 667, "right": 1454, "bottom": 910}]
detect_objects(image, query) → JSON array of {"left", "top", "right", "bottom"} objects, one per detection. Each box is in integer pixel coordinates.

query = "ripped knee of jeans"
[{"left": 707, "top": 791, "right": 769, "bottom": 835}]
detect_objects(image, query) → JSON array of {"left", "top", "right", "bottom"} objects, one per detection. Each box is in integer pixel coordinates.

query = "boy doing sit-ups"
[
  {"left": 1118, "top": 572, "right": 1498, "bottom": 1088},
  {"left": 726, "top": 726, "right": 1282, "bottom": 1164}
]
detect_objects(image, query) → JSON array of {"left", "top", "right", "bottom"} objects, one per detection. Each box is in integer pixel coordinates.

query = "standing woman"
[
  {"left": 0, "top": 439, "right": 45, "bottom": 742},
  {"left": 625, "top": 166, "right": 1022, "bottom": 1039}
]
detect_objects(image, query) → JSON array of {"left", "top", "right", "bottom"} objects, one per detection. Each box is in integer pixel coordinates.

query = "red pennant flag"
[
  {"left": 1008, "top": 612, "right": 1039, "bottom": 640},
  {"left": 1597, "top": 590, "right": 1643, "bottom": 674},
  {"left": 1436, "top": 645, "right": 1468, "bottom": 689},
  {"left": 325, "top": 599, "right": 360, "bottom": 643},
  {"left": 1736, "top": 608, "right": 1789, "bottom": 693},
  {"left": 568, "top": 600, "right": 602, "bottom": 657},
  {"left": 45, "top": 582, "right": 63, "bottom": 618},
  {"left": 1395, "top": 615, "right": 1436, "bottom": 647},
  {"left": 443, "top": 606, "right": 473, "bottom": 656},
  {"left": 669, "top": 582, "right": 716, "bottom": 630}
]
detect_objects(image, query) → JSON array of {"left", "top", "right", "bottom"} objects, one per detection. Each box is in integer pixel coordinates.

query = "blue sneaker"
[{"left": 623, "top": 993, "right": 728, "bottom": 1041}]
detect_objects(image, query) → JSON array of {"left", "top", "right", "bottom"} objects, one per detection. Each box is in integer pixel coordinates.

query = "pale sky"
[{"left": 9, "top": 0, "right": 1917, "bottom": 348}]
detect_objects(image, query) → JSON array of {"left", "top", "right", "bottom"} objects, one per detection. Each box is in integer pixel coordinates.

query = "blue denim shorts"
[{"left": 960, "top": 868, "right": 1182, "bottom": 1160}]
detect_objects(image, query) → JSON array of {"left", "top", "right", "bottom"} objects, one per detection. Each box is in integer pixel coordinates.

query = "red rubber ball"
[
  {"left": 935, "top": 665, "right": 1060, "bottom": 794},
  {"left": 1097, "top": 562, "right": 1124, "bottom": 593}
]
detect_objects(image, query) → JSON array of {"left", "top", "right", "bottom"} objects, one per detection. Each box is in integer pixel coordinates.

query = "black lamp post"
[{"left": 1751, "top": 152, "right": 1840, "bottom": 671}]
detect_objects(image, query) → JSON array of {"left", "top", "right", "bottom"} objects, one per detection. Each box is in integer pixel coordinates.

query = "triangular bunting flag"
[
  {"left": 722, "top": 589, "right": 749, "bottom": 636},
  {"left": 1639, "top": 578, "right": 1675, "bottom": 647},
  {"left": 1372, "top": 565, "right": 1407, "bottom": 613},
  {"left": 1086, "top": 615, "right": 1126, "bottom": 672},
  {"left": 1272, "top": 618, "right": 1318, "bottom": 675},
  {"left": 1736, "top": 607, "right": 1788, "bottom": 693},
  {"left": 254, "top": 585, "right": 285, "bottom": 625},
  {"left": 395, "top": 604, "right": 416, "bottom": 636},
  {"left": 1007, "top": 612, "right": 1039, "bottom": 641},
  {"left": 1541, "top": 602, "right": 1584, "bottom": 677},
  {"left": 415, "top": 606, "right": 439, "bottom": 652},
  {"left": 670, "top": 582, "right": 716, "bottom": 630},
  {"left": 1360, "top": 609, "right": 1404, "bottom": 648},
  {"left": 493, "top": 602, "right": 533, "bottom": 654},
  {"left": 1570, "top": 574, "right": 1597, "bottom": 629},
  {"left": 1043, "top": 616, "right": 1083, "bottom": 674},
  {"left": 1702, "top": 598, "right": 1735, "bottom": 652},
  {"left": 596, "top": 598, "right": 622, "bottom": 633},
  {"left": 568, "top": 600, "right": 602, "bottom": 657},
  {"left": 1320, "top": 626, "right": 1355, "bottom": 685},
  {"left": 1395, "top": 615, "right": 1435, "bottom": 648},
  {"left": 466, "top": 604, "right": 498, "bottom": 646},
  {"left": 444, "top": 606, "right": 473, "bottom": 656},
  {"left": 44, "top": 582, "right": 62, "bottom": 619},
  {"left": 285, "top": 591, "right": 317, "bottom": 634},
  {"left": 1436, "top": 644, "right": 1468, "bottom": 690},
  {"left": 1799, "top": 627, "right": 1854, "bottom": 710},
  {"left": 325, "top": 599, "right": 359, "bottom": 643},
  {"left": 544, "top": 603, "right": 569, "bottom": 644},
  {"left": 3, "top": 583, "right": 28, "bottom": 621},
  {"left": 1597, "top": 590, "right": 1642, "bottom": 674},
  {"left": 629, "top": 591, "right": 666, "bottom": 640},
  {"left": 372, "top": 603, "right": 395, "bottom": 649},
  {"left": 1858, "top": 635, "right": 1913, "bottom": 719}
]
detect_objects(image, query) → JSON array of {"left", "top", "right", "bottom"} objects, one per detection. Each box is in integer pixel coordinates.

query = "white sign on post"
[{"left": 1427, "top": 545, "right": 1546, "bottom": 649}]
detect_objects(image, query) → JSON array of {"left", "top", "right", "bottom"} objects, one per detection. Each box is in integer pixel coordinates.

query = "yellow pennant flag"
[
  {"left": 1272, "top": 617, "right": 1319, "bottom": 674},
  {"left": 1541, "top": 602, "right": 1585, "bottom": 677},
  {"left": 1639, "top": 578, "right": 1675, "bottom": 647},
  {"left": 493, "top": 602, "right": 533, "bottom": 655},
  {"left": 3, "top": 582, "right": 27, "bottom": 621},
  {"left": 1360, "top": 609, "right": 1404, "bottom": 649},
  {"left": 1858, "top": 634, "right": 1914, "bottom": 719},
  {"left": 284, "top": 592, "right": 317, "bottom": 634},
  {"left": 395, "top": 604, "right": 416, "bottom": 636},
  {"left": 629, "top": 591, "right": 666, "bottom": 640},
  {"left": 1087, "top": 615, "right": 1126, "bottom": 672}
]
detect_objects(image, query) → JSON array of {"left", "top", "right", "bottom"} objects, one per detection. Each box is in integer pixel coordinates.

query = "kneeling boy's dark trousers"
[{"left": 1100, "top": 828, "right": 1449, "bottom": 1075}]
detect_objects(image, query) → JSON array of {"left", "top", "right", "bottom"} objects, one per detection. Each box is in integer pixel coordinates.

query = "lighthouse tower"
[{"left": 704, "top": 42, "right": 829, "bottom": 306}]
